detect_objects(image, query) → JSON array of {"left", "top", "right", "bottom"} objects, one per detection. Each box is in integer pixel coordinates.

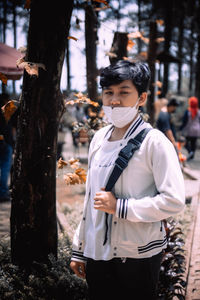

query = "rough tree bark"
[
  {"left": 109, "top": 32, "right": 128, "bottom": 64},
  {"left": 10, "top": 0, "right": 74, "bottom": 266},
  {"left": 162, "top": 0, "right": 173, "bottom": 96},
  {"left": 147, "top": 21, "right": 158, "bottom": 126},
  {"left": 85, "top": 3, "right": 98, "bottom": 101}
]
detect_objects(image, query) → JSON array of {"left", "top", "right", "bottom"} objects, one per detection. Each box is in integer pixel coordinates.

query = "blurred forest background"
[{"left": 1, "top": 0, "right": 200, "bottom": 102}]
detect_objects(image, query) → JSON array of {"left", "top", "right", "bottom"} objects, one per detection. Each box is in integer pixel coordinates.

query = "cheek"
[{"left": 102, "top": 96, "right": 110, "bottom": 105}]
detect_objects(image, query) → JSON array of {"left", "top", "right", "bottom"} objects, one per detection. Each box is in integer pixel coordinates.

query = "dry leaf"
[
  {"left": 72, "top": 92, "right": 99, "bottom": 107},
  {"left": 69, "top": 158, "right": 80, "bottom": 169},
  {"left": 17, "top": 46, "right": 27, "bottom": 55},
  {"left": 105, "top": 51, "right": 117, "bottom": 58},
  {"left": 155, "top": 37, "right": 165, "bottom": 43},
  {"left": 75, "top": 168, "right": 87, "bottom": 184},
  {"left": 156, "top": 90, "right": 162, "bottom": 96},
  {"left": 16, "top": 57, "right": 25, "bottom": 68},
  {"left": 93, "top": 0, "right": 108, "bottom": 4},
  {"left": 1, "top": 100, "right": 19, "bottom": 122},
  {"left": 127, "top": 31, "right": 142, "bottom": 39},
  {"left": 94, "top": 5, "right": 110, "bottom": 11},
  {"left": 127, "top": 40, "right": 135, "bottom": 51},
  {"left": 141, "top": 36, "right": 149, "bottom": 44},
  {"left": 155, "top": 81, "right": 163, "bottom": 88},
  {"left": 63, "top": 173, "right": 73, "bottom": 185},
  {"left": 156, "top": 19, "right": 164, "bottom": 26},
  {"left": 24, "top": 0, "right": 31, "bottom": 9},
  {"left": 139, "top": 51, "right": 148, "bottom": 59},
  {"left": 17, "top": 58, "right": 46, "bottom": 76},
  {"left": 67, "top": 36, "right": 78, "bottom": 41},
  {"left": 57, "top": 158, "right": 68, "bottom": 169},
  {"left": 0, "top": 72, "right": 8, "bottom": 85}
]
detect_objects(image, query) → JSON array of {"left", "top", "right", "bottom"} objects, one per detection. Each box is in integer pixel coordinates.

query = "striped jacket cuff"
[
  {"left": 116, "top": 198, "right": 128, "bottom": 219},
  {"left": 71, "top": 250, "right": 87, "bottom": 262}
]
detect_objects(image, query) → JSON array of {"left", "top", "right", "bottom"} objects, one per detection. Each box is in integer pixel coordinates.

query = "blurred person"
[
  {"left": 70, "top": 60, "right": 185, "bottom": 300},
  {"left": 154, "top": 93, "right": 168, "bottom": 121},
  {"left": 0, "top": 93, "right": 18, "bottom": 202},
  {"left": 180, "top": 96, "right": 200, "bottom": 161},
  {"left": 156, "top": 98, "right": 179, "bottom": 151},
  {"left": 57, "top": 105, "right": 77, "bottom": 159}
]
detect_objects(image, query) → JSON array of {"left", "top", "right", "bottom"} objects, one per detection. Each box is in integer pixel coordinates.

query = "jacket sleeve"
[
  {"left": 116, "top": 132, "right": 185, "bottom": 222},
  {"left": 71, "top": 222, "right": 87, "bottom": 263}
]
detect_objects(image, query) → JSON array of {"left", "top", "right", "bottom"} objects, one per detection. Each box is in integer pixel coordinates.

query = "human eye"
[
  {"left": 120, "top": 91, "right": 129, "bottom": 95},
  {"left": 104, "top": 91, "right": 113, "bottom": 95}
]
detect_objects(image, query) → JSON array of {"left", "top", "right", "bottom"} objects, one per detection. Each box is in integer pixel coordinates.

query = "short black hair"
[
  {"left": 100, "top": 60, "right": 151, "bottom": 96},
  {"left": 167, "top": 98, "right": 179, "bottom": 107}
]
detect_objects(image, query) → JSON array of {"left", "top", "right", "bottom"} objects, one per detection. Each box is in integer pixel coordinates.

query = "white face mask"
[{"left": 103, "top": 100, "right": 139, "bottom": 128}]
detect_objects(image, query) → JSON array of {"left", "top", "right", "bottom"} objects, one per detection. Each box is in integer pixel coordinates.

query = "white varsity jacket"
[{"left": 71, "top": 117, "right": 185, "bottom": 262}]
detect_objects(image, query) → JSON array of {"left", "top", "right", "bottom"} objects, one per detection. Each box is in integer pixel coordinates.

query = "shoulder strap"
[
  {"left": 105, "top": 127, "right": 152, "bottom": 192},
  {"left": 103, "top": 127, "right": 152, "bottom": 245}
]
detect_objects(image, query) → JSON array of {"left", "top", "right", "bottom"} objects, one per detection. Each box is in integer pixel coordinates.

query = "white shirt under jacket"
[{"left": 71, "top": 115, "right": 185, "bottom": 262}]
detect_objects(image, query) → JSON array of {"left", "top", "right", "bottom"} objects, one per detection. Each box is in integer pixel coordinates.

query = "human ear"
[{"left": 138, "top": 92, "right": 147, "bottom": 107}]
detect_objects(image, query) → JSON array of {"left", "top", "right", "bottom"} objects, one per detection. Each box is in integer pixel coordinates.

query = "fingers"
[{"left": 70, "top": 261, "right": 86, "bottom": 279}]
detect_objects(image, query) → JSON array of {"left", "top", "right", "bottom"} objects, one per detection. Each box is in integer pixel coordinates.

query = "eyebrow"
[
  {"left": 103, "top": 85, "right": 131, "bottom": 90},
  {"left": 120, "top": 86, "right": 132, "bottom": 89}
]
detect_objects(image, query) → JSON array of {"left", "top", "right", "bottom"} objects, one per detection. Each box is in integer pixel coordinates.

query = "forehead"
[{"left": 103, "top": 80, "right": 136, "bottom": 90}]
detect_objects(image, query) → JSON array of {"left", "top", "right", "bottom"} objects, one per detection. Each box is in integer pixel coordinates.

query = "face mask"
[{"left": 103, "top": 100, "right": 139, "bottom": 128}]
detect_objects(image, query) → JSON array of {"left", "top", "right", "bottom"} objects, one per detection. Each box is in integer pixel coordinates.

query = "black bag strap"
[{"left": 103, "top": 127, "right": 152, "bottom": 245}]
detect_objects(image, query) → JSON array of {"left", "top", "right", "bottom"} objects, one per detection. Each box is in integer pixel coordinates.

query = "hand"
[
  {"left": 70, "top": 260, "right": 86, "bottom": 279},
  {"left": 94, "top": 188, "right": 117, "bottom": 214}
]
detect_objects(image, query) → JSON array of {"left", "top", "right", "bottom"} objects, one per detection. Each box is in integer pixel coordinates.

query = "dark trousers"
[
  {"left": 86, "top": 252, "right": 163, "bottom": 300},
  {"left": 185, "top": 136, "right": 197, "bottom": 156}
]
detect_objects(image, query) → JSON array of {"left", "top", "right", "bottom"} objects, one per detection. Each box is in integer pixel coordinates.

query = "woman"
[
  {"left": 70, "top": 60, "right": 185, "bottom": 300},
  {"left": 180, "top": 96, "right": 200, "bottom": 160}
]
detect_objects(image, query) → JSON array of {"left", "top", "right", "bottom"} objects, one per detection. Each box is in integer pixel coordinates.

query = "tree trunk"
[
  {"left": 137, "top": 0, "right": 142, "bottom": 53},
  {"left": 195, "top": 2, "right": 200, "bottom": 102},
  {"left": 85, "top": 3, "right": 98, "bottom": 101},
  {"left": 109, "top": 32, "right": 128, "bottom": 64},
  {"left": 177, "top": 17, "right": 184, "bottom": 94},
  {"left": 147, "top": 21, "right": 158, "bottom": 126},
  {"left": 3, "top": 0, "right": 7, "bottom": 43},
  {"left": 12, "top": 1, "right": 17, "bottom": 95},
  {"left": 66, "top": 38, "right": 71, "bottom": 92},
  {"left": 195, "top": 33, "right": 200, "bottom": 101},
  {"left": 189, "top": 21, "right": 195, "bottom": 94},
  {"left": 162, "top": 0, "right": 173, "bottom": 96},
  {"left": 10, "top": 0, "right": 73, "bottom": 266}
]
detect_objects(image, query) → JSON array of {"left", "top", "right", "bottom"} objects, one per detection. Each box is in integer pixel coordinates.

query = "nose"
[{"left": 110, "top": 94, "right": 120, "bottom": 106}]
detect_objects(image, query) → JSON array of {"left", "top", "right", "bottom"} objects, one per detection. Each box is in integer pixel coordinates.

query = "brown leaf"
[
  {"left": 93, "top": 0, "right": 108, "bottom": 4},
  {"left": 1, "top": 100, "right": 19, "bottom": 122},
  {"left": 24, "top": 0, "right": 31, "bottom": 9},
  {"left": 67, "top": 36, "right": 78, "bottom": 41},
  {"left": 16, "top": 57, "right": 25, "bottom": 68},
  {"left": 0, "top": 72, "right": 8, "bottom": 85},
  {"left": 155, "top": 81, "right": 163, "bottom": 88},
  {"left": 17, "top": 59, "right": 46, "bottom": 77},
  {"left": 57, "top": 158, "right": 68, "bottom": 169},
  {"left": 94, "top": 5, "right": 110, "bottom": 11},
  {"left": 141, "top": 36, "right": 149, "bottom": 44},
  {"left": 127, "top": 31, "right": 142, "bottom": 39},
  {"left": 105, "top": 51, "right": 117, "bottom": 58},
  {"left": 155, "top": 37, "right": 165, "bottom": 43},
  {"left": 63, "top": 174, "right": 73, "bottom": 185},
  {"left": 75, "top": 168, "right": 87, "bottom": 184},
  {"left": 127, "top": 40, "right": 135, "bottom": 51},
  {"left": 156, "top": 19, "right": 164, "bottom": 26},
  {"left": 17, "top": 46, "right": 27, "bottom": 56},
  {"left": 139, "top": 51, "right": 148, "bottom": 59}
]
